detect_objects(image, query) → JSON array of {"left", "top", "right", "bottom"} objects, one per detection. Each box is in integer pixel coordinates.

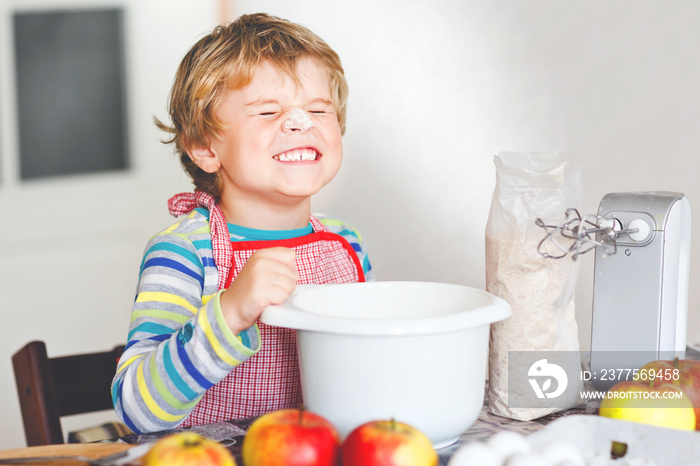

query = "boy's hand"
[{"left": 219, "top": 247, "right": 297, "bottom": 335}]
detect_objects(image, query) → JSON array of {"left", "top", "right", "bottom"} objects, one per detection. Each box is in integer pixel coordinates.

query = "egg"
[
  {"left": 541, "top": 442, "right": 585, "bottom": 466},
  {"left": 585, "top": 455, "right": 615, "bottom": 466},
  {"left": 487, "top": 430, "right": 532, "bottom": 462},
  {"left": 448, "top": 442, "right": 499, "bottom": 466},
  {"left": 505, "top": 452, "right": 554, "bottom": 466}
]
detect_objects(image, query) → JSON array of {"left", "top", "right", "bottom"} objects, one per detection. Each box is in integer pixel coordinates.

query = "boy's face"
[{"left": 198, "top": 57, "right": 343, "bottom": 211}]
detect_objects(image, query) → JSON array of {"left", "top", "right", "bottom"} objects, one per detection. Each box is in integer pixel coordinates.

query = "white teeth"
[{"left": 276, "top": 148, "right": 318, "bottom": 162}]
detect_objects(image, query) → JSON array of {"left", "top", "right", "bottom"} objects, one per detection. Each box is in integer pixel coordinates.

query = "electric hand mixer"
[{"left": 537, "top": 192, "right": 691, "bottom": 391}]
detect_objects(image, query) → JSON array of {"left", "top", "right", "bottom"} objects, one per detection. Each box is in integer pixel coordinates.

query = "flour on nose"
[{"left": 283, "top": 108, "right": 314, "bottom": 131}]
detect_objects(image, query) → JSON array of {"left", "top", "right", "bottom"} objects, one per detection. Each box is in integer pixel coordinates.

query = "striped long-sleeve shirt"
[{"left": 112, "top": 208, "right": 373, "bottom": 433}]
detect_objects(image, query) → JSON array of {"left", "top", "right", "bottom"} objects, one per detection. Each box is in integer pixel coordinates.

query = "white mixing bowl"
[{"left": 261, "top": 281, "right": 511, "bottom": 449}]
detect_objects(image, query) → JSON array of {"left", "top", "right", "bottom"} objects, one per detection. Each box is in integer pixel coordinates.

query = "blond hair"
[{"left": 157, "top": 13, "right": 349, "bottom": 199}]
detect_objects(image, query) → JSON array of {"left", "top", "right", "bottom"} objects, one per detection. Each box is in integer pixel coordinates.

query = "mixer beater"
[{"left": 535, "top": 208, "right": 643, "bottom": 260}]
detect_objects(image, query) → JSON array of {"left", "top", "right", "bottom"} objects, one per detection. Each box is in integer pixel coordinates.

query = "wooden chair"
[{"left": 12, "top": 340, "right": 126, "bottom": 446}]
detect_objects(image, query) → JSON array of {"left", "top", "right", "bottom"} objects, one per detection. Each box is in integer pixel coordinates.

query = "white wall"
[{"left": 1, "top": 0, "right": 699, "bottom": 449}]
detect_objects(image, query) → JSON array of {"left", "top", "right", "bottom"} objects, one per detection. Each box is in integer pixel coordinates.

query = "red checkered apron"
[{"left": 168, "top": 192, "right": 365, "bottom": 427}]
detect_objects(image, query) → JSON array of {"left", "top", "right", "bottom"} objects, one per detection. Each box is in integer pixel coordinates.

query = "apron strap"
[
  {"left": 309, "top": 215, "right": 326, "bottom": 233},
  {"left": 168, "top": 191, "right": 232, "bottom": 290}
]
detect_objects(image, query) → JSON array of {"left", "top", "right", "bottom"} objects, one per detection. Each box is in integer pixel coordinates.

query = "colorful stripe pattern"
[{"left": 112, "top": 210, "right": 373, "bottom": 433}]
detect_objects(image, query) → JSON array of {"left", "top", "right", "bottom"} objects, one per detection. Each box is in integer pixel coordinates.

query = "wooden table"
[{"left": 0, "top": 443, "right": 135, "bottom": 465}]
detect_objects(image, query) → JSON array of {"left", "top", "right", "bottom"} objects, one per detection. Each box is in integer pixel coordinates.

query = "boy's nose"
[{"left": 282, "top": 108, "right": 314, "bottom": 132}]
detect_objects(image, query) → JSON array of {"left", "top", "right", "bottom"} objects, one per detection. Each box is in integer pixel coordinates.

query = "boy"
[{"left": 112, "top": 13, "right": 373, "bottom": 433}]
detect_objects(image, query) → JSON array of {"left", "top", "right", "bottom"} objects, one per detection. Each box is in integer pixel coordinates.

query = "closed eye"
[{"left": 310, "top": 108, "right": 335, "bottom": 115}]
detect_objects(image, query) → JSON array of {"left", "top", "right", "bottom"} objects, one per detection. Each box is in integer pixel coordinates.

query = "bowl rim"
[{"left": 260, "top": 281, "right": 512, "bottom": 336}]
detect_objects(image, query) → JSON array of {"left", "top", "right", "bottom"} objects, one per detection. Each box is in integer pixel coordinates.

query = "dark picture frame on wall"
[{"left": 13, "top": 7, "right": 129, "bottom": 180}]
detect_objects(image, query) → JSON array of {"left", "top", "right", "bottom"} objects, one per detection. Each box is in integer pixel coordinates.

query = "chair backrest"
[{"left": 12, "top": 340, "right": 125, "bottom": 446}]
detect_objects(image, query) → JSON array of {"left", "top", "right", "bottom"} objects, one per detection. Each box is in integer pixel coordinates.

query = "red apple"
[
  {"left": 637, "top": 358, "right": 700, "bottom": 429},
  {"left": 242, "top": 408, "right": 340, "bottom": 466},
  {"left": 341, "top": 419, "right": 438, "bottom": 466},
  {"left": 598, "top": 379, "right": 695, "bottom": 431},
  {"left": 143, "top": 432, "right": 236, "bottom": 466}
]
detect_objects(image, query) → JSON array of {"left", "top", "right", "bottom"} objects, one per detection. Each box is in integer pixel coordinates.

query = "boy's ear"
[{"left": 187, "top": 144, "right": 221, "bottom": 173}]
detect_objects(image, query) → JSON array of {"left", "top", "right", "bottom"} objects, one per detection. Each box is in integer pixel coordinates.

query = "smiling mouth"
[{"left": 273, "top": 148, "right": 320, "bottom": 162}]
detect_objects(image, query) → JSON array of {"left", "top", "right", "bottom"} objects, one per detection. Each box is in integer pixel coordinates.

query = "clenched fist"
[{"left": 219, "top": 247, "right": 297, "bottom": 335}]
